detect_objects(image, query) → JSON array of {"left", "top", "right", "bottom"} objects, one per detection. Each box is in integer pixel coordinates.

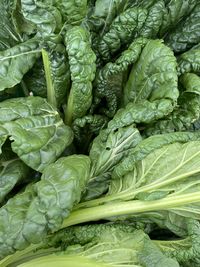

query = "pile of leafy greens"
[{"left": 0, "top": 0, "right": 200, "bottom": 266}]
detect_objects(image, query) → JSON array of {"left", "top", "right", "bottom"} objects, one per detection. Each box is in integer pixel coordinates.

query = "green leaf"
[
  {"left": 139, "top": 237, "right": 179, "bottom": 267},
  {"left": 113, "top": 131, "right": 200, "bottom": 179},
  {"left": 20, "top": 0, "right": 62, "bottom": 35},
  {"left": 90, "top": 125, "right": 142, "bottom": 178},
  {"left": 98, "top": 7, "right": 148, "bottom": 61},
  {"left": 178, "top": 44, "right": 200, "bottom": 75},
  {"left": 108, "top": 99, "right": 174, "bottom": 131},
  {"left": 165, "top": 4, "right": 200, "bottom": 53},
  {"left": 0, "top": 158, "right": 30, "bottom": 204},
  {"left": 144, "top": 73, "right": 200, "bottom": 136},
  {"left": 0, "top": 155, "right": 90, "bottom": 259},
  {"left": 159, "top": 0, "right": 197, "bottom": 36},
  {"left": 93, "top": 37, "right": 148, "bottom": 117},
  {"left": 64, "top": 26, "right": 96, "bottom": 125},
  {"left": 0, "top": 38, "right": 41, "bottom": 91},
  {"left": 123, "top": 39, "right": 178, "bottom": 106},
  {"left": 139, "top": 0, "right": 165, "bottom": 38},
  {"left": 77, "top": 132, "right": 200, "bottom": 208},
  {"left": 109, "top": 141, "right": 200, "bottom": 201},
  {"left": 13, "top": 228, "right": 178, "bottom": 267},
  {"left": 0, "top": 0, "right": 23, "bottom": 50},
  {"left": 0, "top": 96, "right": 73, "bottom": 171},
  {"left": 55, "top": 0, "right": 88, "bottom": 25}
]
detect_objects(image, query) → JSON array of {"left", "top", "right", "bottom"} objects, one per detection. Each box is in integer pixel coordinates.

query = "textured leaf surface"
[
  {"left": 64, "top": 26, "right": 96, "bottom": 124},
  {"left": 0, "top": 155, "right": 90, "bottom": 259},
  {"left": 123, "top": 39, "right": 178, "bottom": 106},
  {"left": 0, "top": 38, "right": 41, "bottom": 91},
  {"left": 165, "top": 4, "right": 200, "bottom": 53},
  {"left": 0, "top": 97, "right": 73, "bottom": 171},
  {"left": 0, "top": 158, "right": 30, "bottom": 204}
]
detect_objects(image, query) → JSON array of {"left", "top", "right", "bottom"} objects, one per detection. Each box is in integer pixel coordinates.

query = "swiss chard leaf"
[
  {"left": 20, "top": 0, "right": 62, "bottom": 35},
  {"left": 0, "top": 0, "right": 23, "bottom": 50},
  {"left": 144, "top": 73, "right": 200, "bottom": 136},
  {"left": 93, "top": 37, "right": 148, "bottom": 117},
  {"left": 165, "top": 4, "right": 200, "bottom": 53},
  {"left": 0, "top": 96, "right": 73, "bottom": 171},
  {"left": 0, "top": 155, "right": 90, "bottom": 259},
  {"left": 55, "top": 0, "right": 88, "bottom": 25},
  {"left": 64, "top": 26, "right": 96, "bottom": 125},
  {"left": 0, "top": 158, "right": 30, "bottom": 204},
  {"left": 159, "top": 0, "right": 197, "bottom": 36},
  {"left": 0, "top": 38, "right": 42, "bottom": 91},
  {"left": 123, "top": 39, "right": 178, "bottom": 106}
]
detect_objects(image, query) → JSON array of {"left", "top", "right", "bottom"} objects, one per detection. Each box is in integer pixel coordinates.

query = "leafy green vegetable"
[
  {"left": 98, "top": 7, "right": 147, "bottom": 61},
  {"left": 165, "top": 4, "right": 200, "bottom": 53},
  {"left": 0, "top": 158, "right": 30, "bottom": 204},
  {"left": 0, "top": 38, "right": 41, "bottom": 91},
  {"left": 20, "top": 0, "right": 62, "bottom": 35},
  {"left": 1, "top": 1, "right": 200, "bottom": 265},
  {"left": 82, "top": 124, "right": 142, "bottom": 200},
  {"left": 93, "top": 37, "right": 148, "bottom": 117},
  {"left": 144, "top": 73, "right": 200, "bottom": 136},
  {"left": 159, "top": 0, "right": 197, "bottom": 36},
  {"left": 0, "top": 155, "right": 90, "bottom": 259},
  {"left": 123, "top": 39, "right": 178, "bottom": 106},
  {"left": 0, "top": 96, "right": 73, "bottom": 171},
  {"left": 64, "top": 26, "right": 96, "bottom": 125},
  {"left": 56, "top": 0, "right": 88, "bottom": 25},
  {"left": 1, "top": 225, "right": 179, "bottom": 267},
  {"left": 178, "top": 44, "right": 200, "bottom": 75}
]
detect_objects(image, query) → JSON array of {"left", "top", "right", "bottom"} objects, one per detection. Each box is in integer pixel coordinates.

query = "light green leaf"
[
  {"left": 0, "top": 155, "right": 90, "bottom": 259},
  {"left": 0, "top": 38, "right": 41, "bottom": 91},
  {"left": 0, "top": 96, "right": 73, "bottom": 171},
  {"left": 20, "top": 0, "right": 62, "bottom": 35},
  {"left": 123, "top": 39, "right": 178, "bottom": 106}
]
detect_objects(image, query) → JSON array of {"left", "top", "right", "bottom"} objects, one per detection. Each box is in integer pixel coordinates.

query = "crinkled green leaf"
[
  {"left": 108, "top": 99, "right": 174, "bottom": 131},
  {"left": 64, "top": 26, "right": 96, "bottom": 124},
  {"left": 0, "top": 96, "right": 73, "bottom": 171},
  {"left": 20, "top": 0, "right": 62, "bottom": 35},
  {"left": 41, "top": 35, "right": 71, "bottom": 107},
  {"left": 144, "top": 73, "right": 200, "bottom": 136},
  {"left": 0, "top": 0, "right": 23, "bottom": 50},
  {"left": 17, "top": 227, "right": 178, "bottom": 267},
  {"left": 81, "top": 125, "right": 142, "bottom": 201},
  {"left": 165, "top": 4, "right": 200, "bottom": 53},
  {"left": 55, "top": 0, "right": 88, "bottom": 25},
  {"left": 93, "top": 37, "right": 148, "bottom": 117},
  {"left": 178, "top": 44, "right": 200, "bottom": 75},
  {"left": 123, "top": 39, "right": 178, "bottom": 106},
  {"left": 72, "top": 115, "right": 108, "bottom": 153},
  {"left": 0, "top": 38, "right": 41, "bottom": 91},
  {"left": 11, "top": 0, "right": 36, "bottom": 37},
  {"left": 159, "top": 0, "right": 197, "bottom": 36},
  {"left": 139, "top": 0, "right": 165, "bottom": 38},
  {"left": 0, "top": 158, "right": 30, "bottom": 204},
  {"left": 98, "top": 7, "right": 147, "bottom": 61},
  {"left": 0, "top": 155, "right": 90, "bottom": 259},
  {"left": 87, "top": 0, "right": 131, "bottom": 34}
]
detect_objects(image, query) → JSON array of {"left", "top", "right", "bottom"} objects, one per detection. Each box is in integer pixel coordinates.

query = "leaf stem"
[
  {"left": 42, "top": 49, "right": 57, "bottom": 107},
  {"left": 62, "top": 192, "right": 200, "bottom": 228}
]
